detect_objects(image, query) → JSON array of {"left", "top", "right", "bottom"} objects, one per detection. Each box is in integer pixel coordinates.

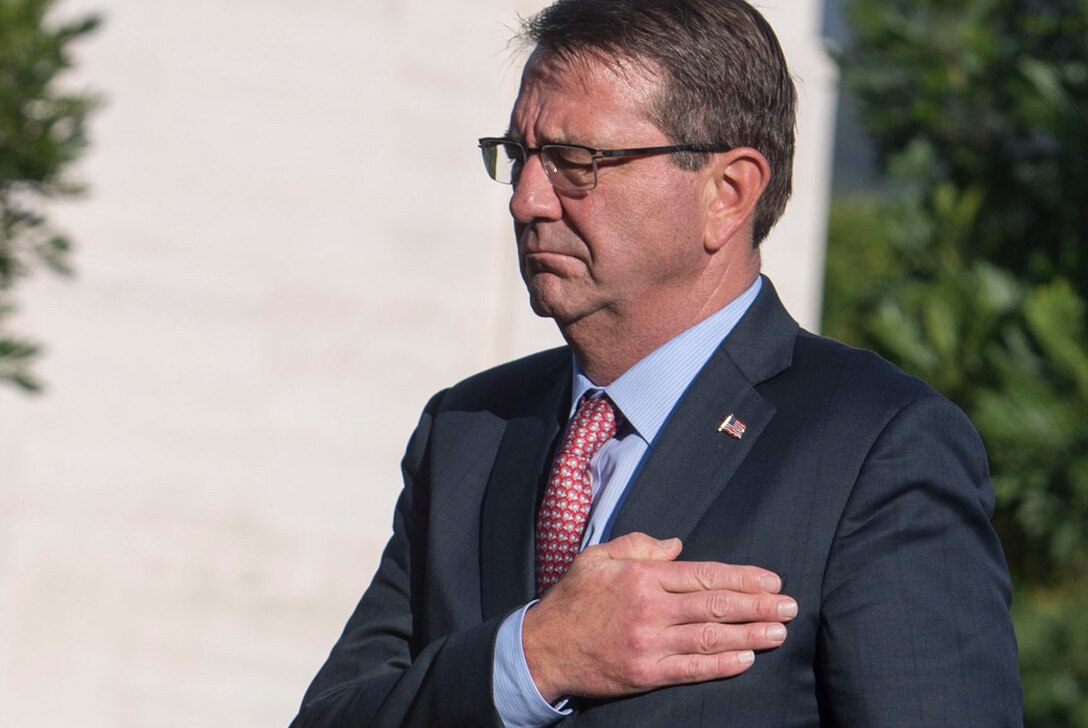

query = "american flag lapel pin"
[{"left": 718, "top": 413, "right": 747, "bottom": 440}]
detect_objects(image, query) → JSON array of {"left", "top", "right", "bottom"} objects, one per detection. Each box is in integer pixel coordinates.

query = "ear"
[{"left": 702, "top": 147, "right": 771, "bottom": 253}]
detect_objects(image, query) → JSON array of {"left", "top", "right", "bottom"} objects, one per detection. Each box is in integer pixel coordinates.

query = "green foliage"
[
  {"left": 827, "top": 0, "right": 1088, "bottom": 724},
  {"left": 1017, "top": 583, "right": 1088, "bottom": 726},
  {"left": 843, "top": 0, "right": 1088, "bottom": 285},
  {"left": 0, "top": 0, "right": 100, "bottom": 392}
]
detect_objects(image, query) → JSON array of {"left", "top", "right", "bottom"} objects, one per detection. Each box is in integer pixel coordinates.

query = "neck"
[{"left": 564, "top": 267, "right": 760, "bottom": 386}]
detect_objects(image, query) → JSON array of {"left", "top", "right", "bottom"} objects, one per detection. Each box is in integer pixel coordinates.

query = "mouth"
[
  {"left": 516, "top": 223, "right": 586, "bottom": 280},
  {"left": 523, "top": 250, "right": 574, "bottom": 275}
]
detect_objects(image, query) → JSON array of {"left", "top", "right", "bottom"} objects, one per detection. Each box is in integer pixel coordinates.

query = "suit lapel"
[
  {"left": 480, "top": 360, "right": 571, "bottom": 620},
  {"left": 609, "top": 350, "right": 774, "bottom": 541},
  {"left": 610, "top": 277, "right": 799, "bottom": 542}
]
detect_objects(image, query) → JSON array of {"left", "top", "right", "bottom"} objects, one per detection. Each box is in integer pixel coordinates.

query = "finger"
[
  {"left": 668, "top": 588, "right": 798, "bottom": 624},
  {"left": 597, "top": 532, "right": 682, "bottom": 562},
  {"left": 662, "top": 621, "right": 788, "bottom": 656},
  {"left": 652, "top": 650, "right": 757, "bottom": 687},
  {"left": 654, "top": 560, "right": 783, "bottom": 595}
]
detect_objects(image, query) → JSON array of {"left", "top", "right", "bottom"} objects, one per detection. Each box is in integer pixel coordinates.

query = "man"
[{"left": 292, "top": 1, "right": 1022, "bottom": 725}]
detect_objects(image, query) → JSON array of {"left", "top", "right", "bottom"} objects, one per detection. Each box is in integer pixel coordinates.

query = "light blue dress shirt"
[{"left": 493, "top": 278, "right": 763, "bottom": 727}]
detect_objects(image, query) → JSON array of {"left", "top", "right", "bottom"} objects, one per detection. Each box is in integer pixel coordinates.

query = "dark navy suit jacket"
[{"left": 292, "top": 278, "right": 1022, "bottom": 727}]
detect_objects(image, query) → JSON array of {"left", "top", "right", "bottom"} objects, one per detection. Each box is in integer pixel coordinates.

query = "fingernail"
[
  {"left": 778, "top": 599, "right": 798, "bottom": 618},
  {"left": 766, "top": 624, "right": 787, "bottom": 641},
  {"left": 760, "top": 575, "right": 781, "bottom": 592},
  {"left": 738, "top": 650, "right": 755, "bottom": 665}
]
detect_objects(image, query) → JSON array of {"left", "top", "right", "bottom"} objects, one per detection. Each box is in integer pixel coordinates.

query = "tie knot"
[{"left": 567, "top": 394, "right": 617, "bottom": 454}]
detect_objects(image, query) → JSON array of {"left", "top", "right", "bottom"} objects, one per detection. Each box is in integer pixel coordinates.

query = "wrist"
[{"left": 522, "top": 601, "right": 566, "bottom": 703}]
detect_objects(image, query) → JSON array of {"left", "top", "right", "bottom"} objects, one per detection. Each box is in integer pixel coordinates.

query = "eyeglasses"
[{"left": 477, "top": 137, "right": 733, "bottom": 193}]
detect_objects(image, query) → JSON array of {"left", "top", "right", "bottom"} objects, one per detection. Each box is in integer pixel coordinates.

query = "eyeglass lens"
[{"left": 480, "top": 141, "right": 597, "bottom": 192}]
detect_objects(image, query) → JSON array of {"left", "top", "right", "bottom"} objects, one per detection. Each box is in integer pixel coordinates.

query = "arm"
[
  {"left": 291, "top": 393, "right": 506, "bottom": 728},
  {"left": 819, "top": 395, "right": 1022, "bottom": 726}
]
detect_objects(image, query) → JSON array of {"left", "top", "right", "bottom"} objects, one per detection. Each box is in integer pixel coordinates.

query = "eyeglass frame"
[{"left": 477, "top": 136, "right": 734, "bottom": 192}]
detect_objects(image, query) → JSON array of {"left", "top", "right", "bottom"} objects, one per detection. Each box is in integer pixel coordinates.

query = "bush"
[
  {"left": 826, "top": 1, "right": 1088, "bottom": 724},
  {"left": 0, "top": 0, "right": 100, "bottom": 391}
]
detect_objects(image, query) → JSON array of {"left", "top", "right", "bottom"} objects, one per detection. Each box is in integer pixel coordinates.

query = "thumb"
[{"left": 600, "top": 532, "right": 682, "bottom": 561}]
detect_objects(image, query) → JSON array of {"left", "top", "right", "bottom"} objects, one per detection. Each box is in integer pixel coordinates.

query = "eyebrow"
[{"left": 501, "top": 129, "right": 585, "bottom": 147}]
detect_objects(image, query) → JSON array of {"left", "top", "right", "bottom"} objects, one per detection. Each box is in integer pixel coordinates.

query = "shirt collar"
[{"left": 571, "top": 276, "right": 762, "bottom": 444}]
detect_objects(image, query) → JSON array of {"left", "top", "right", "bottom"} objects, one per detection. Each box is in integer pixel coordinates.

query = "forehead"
[{"left": 510, "top": 50, "right": 664, "bottom": 144}]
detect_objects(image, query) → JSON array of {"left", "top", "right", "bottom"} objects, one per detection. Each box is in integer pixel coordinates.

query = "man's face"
[{"left": 508, "top": 52, "right": 713, "bottom": 331}]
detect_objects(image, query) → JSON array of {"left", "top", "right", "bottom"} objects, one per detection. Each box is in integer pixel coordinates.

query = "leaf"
[
  {"left": 0, "top": 0, "right": 101, "bottom": 393},
  {"left": 1023, "top": 279, "right": 1088, "bottom": 396}
]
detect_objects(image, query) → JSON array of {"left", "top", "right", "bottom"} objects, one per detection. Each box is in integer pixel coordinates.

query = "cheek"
[
  {"left": 606, "top": 183, "right": 704, "bottom": 261},
  {"left": 566, "top": 166, "right": 705, "bottom": 281}
]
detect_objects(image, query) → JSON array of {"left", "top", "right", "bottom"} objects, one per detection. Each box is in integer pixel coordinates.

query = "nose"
[{"left": 509, "top": 153, "right": 563, "bottom": 223}]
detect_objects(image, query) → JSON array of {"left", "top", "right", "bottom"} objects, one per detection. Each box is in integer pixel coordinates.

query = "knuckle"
[
  {"left": 758, "top": 596, "right": 781, "bottom": 621},
  {"left": 693, "top": 562, "right": 718, "bottom": 590},
  {"left": 699, "top": 623, "right": 722, "bottom": 654},
  {"left": 623, "top": 658, "right": 655, "bottom": 688},
  {"left": 682, "top": 655, "right": 705, "bottom": 682},
  {"left": 743, "top": 568, "right": 765, "bottom": 592},
  {"left": 627, "top": 624, "right": 654, "bottom": 654},
  {"left": 706, "top": 592, "right": 735, "bottom": 620},
  {"left": 748, "top": 622, "right": 770, "bottom": 645}
]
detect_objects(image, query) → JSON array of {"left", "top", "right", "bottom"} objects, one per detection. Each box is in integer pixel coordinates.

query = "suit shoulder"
[
  {"left": 789, "top": 329, "right": 950, "bottom": 412},
  {"left": 778, "top": 331, "right": 987, "bottom": 472},
  {"left": 437, "top": 346, "right": 570, "bottom": 414}
]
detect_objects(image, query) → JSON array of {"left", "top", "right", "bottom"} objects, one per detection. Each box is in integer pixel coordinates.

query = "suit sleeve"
[
  {"left": 290, "top": 392, "right": 507, "bottom": 728},
  {"left": 818, "top": 394, "right": 1023, "bottom": 726}
]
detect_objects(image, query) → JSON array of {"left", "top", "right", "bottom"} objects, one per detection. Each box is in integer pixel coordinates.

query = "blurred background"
[{"left": 0, "top": 0, "right": 1084, "bottom": 725}]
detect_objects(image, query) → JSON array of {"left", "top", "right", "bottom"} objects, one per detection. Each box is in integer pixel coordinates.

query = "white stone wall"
[{"left": 0, "top": 1, "right": 833, "bottom": 725}]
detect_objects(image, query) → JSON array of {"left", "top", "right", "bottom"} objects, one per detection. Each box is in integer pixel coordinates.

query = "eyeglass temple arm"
[{"left": 596, "top": 144, "right": 733, "bottom": 159}]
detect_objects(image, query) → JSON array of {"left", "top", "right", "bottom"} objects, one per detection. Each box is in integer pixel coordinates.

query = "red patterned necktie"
[{"left": 535, "top": 394, "right": 617, "bottom": 594}]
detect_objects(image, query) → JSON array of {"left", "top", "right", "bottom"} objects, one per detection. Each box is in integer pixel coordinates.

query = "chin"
[
  {"left": 528, "top": 294, "right": 591, "bottom": 330},
  {"left": 527, "top": 292, "right": 562, "bottom": 321},
  {"left": 524, "top": 275, "right": 593, "bottom": 326}
]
